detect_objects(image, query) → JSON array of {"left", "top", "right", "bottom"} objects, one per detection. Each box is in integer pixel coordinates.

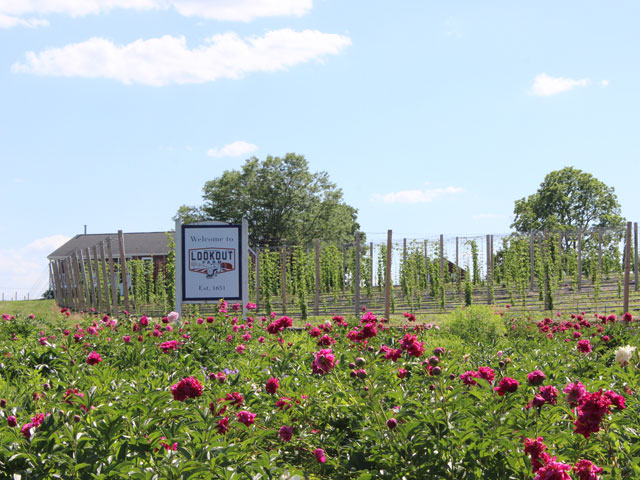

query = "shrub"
[{"left": 445, "top": 305, "right": 506, "bottom": 346}]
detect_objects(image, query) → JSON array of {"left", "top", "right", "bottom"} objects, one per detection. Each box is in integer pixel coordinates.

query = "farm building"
[{"left": 47, "top": 232, "right": 171, "bottom": 286}]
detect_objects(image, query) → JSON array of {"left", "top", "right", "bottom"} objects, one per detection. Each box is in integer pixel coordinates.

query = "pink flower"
[
  {"left": 139, "top": 316, "right": 149, "bottom": 326},
  {"left": 236, "top": 344, "right": 246, "bottom": 354},
  {"left": 386, "top": 418, "right": 397, "bottom": 429},
  {"left": 159, "top": 340, "right": 182, "bottom": 353},
  {"left": 7, "top": 416, "right": 17, "bottom": 427},
  {"left": 477, "top": 367, "right": 495, "bottom": 383},
  {"left": 265, "top": 377, "right": 279, "bottom": 395},
  {"left": 278, "top": 425, "right": 293, "bottom": 442},
  {"left": 563, "top": 382, "right": 586, "bottom": 407},
  {"left": 577, "top": 339, "right": 592, "bottom": 354},
  {"left": 275, "top": 397, "right": 291, "bottom": 411},
  {"left": 224, "top": 391, "right": 244, "bottom": 407},
  {"left": 216, "top": 416, "right": 229, "bottom": 435},
  {"left": 170, "top": 377, "right": 203, "bottom": 401},
  {"left": 460, "top": 370, "right": 480, "bottom": 386},
  {"left": 314, "top": 448, "right": 327, "bottom": 463},
  {"left": 397, "top": 368, "right": 408, "bottom": 379},
  {"left": 527, "top": 370, "right": 546, "bottom": 386},
  {"left": 236, "top": 410, "right": 256, "bottom": 426},
  {"left": 312, "top": 349, "right": 336, "bottom": 375},
  {"left": 622, "top": 312, "right": 633, "bottom": 322},
  {"left": 122, "top": 335, "right": 131, "bottom": 343},
  {"left": 86, "top": 351, "right": 102, "bottom": 365},
  {"left": 534, "top": 458, "right": 572, "bottom": 480},
  {"left": 494, "top": 377, "right": 519, "bottom": 396},
  {"left": 573, "top": 459, "right": 603, "bottom": 480}
]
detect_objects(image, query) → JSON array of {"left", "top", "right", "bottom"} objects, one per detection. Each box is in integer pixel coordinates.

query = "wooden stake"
[
  {"left": 384, "top": 230, "right": 392, "bottom": 320},
  {"left": 577, "top": 228, "right": 582, "bottom": 291},
  {"left": 92, "top": 245, "right": 103, "bottom": 313},
  {"left": 370, "top": 242, "right": 374, "bottom": 291},
  {"left": 624, "top": 222, "right": 632, "bottom": 313},
  {"left": 314, "top": 240, "right": 320, "bottom": 315},
  {"left": 78, "top": 250, "right": 90, "bottom": 308},
  {"left": 71, "top": 253, "right": 85, "bottom": 311},
  {"left": 355, "top": 232, "right": 361, "bottom": 316},
  {"left": 530, "top": 232, "right": 535, "bottom": 290},
  {"left": 634, "top": 222, "right": 638, "bottom": 292},
  {"left": 85, "top": 248, "right": 97, "bottom": 311},
  {"left": 99, "top": 242, "right": 111, "bottom": 314},
  {"left": 281, "top": 246, "right": 287, "bottom": 315},
  {"left": 255, "top": 247, "right": 260, "bottom": 312},
  {"left": 106, "top": 237, "right": 118, "bottom": 314},
  {"left": 439, "top": 234, "right": 444, "bottom": 281},
  {"left": 118, "top": 231, "right": 131, "bottom": 311}
]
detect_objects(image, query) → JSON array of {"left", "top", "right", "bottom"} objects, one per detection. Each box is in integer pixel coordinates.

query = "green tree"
[
  {"left": 512, "top": 167, "right": 624, "bottom": 241},
  {"left": 175, "top": 154, "right": 360, "bottom": 247}
]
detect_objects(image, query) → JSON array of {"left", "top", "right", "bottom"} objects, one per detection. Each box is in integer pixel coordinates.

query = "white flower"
[{"left": 615, "top": 345, "right": 636, "bottom": 367}]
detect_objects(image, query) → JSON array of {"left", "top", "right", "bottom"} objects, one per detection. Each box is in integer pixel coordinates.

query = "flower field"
[{"left": 0, "top": 302, "right": 639, "bottom": 479}]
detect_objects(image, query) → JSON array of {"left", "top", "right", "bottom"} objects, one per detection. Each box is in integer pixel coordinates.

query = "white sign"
[{"left": 175, "top": 221, "right": 248, "bottom": 307}]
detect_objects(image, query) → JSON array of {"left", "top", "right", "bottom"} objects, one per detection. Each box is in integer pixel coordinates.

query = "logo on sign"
[{"left": 188, "top": 248, "right": 236, "bottom": 279}]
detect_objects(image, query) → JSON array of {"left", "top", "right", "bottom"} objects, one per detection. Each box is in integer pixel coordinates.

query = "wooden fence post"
[
  {"left": 66, "top": 258, "right": 77, "bottom": 311},
  {"left": 370, "top": 242, "right": 374, "bottom": 291},
  {"left": 634, "top": 222, "right": 638, "bottom": 291},
  {"left": 99, "top": 242, "right": 111, "bottom": 315},
  {"left": 52, "top": 260, "right": 63, "bottom": 307},
  {"left": 281, "top": 246, "right": 287, "bottom": 315},
  {"left": 577, "top": 228, "right": 582, "bottom": 291},
  {"left": 255, "top": 247, "right": 260, "bottom": 311},
  {"left": 92, "top": 245, "right": 103, "bottom": 313},
  {"left": 314, "top": 240, "right": 320, "bottom": 316},
  {"left": 71, "top": 253, "right": 85, "bottom": 311},
  {"left": 118, "top": 230, "right": 131, "bottom": 311},
  {"left": 455, "top": 236, "right": 459, "bottom": 282},
  {"left": 85, "top": 248, "right": 96, "bottom": 310},
  {"left": 439, "top": 234, "right": 444, "bottom": 282},
  {"left": 106, "top": 237, "right": 118, "bottom": 314},
  {"left": 384, "top": 230, "right": 392, "bottom": 320},
  {"left": 624, "top": 222, "right": 632, "bottom": 313},
  {"left": 78, "top": 250, "right": 90, "bottom": 308},
  {"left": 598, "top": 230, "right": 603, "bottom": 275},
  {"left": 530, "top": 232, "right": 535, "bottom": 290},
  {"left": 486, "top": 235, "right": 491, "bottom": 304},
  {"left": 355, "top": 232, "right": 361, "bottom": 316}
]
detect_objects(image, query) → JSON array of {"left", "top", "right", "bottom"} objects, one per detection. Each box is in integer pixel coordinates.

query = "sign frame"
[{"left": 174, "top": 219, "right": 249, "bottom": 315}]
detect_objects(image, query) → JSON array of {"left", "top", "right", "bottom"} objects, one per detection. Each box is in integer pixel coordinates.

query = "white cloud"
[
  {"left": 371, "top": 186, "right": 464, "bottom": 204},
  {"left": 601, "top": 79, "right": 609, "bottom": 87},
  {"left": 0, "top": 0, "right": 311, "bottom": 24},
  {"left": 0, "top": 13, "right": 48, "bottom": 28},
  {"left": 531, "top": 73, "right": 589, "bottom": 97},
  {"left": 170, "top": 0, "right": 312, "bottom": 21},
  {"left": 12, "top": 29, "right": 352, "bottom": 85},
  {"left": 207, "top": 140, "right": 258, "bottom": 158},
  {"left": 0, "top": 234, "right": 70, "bottom": 300}
]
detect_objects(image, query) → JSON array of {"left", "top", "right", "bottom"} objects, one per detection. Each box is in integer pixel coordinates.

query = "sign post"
[{"left": 175, "top": 219, "right": 249, "bottom": 318}]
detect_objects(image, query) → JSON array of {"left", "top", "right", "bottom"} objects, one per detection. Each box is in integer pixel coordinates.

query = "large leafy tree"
[
  {"left": 511, "top": 167, "right": 624, "bottom": 247},
  {"left": 175, "top": 153, "right": 360, "bottom": 247}
]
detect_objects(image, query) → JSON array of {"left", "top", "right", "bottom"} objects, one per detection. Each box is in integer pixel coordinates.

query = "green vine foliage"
[
  {"left": 469, "top": 240, "right": 480, "bottom": 285},
  {"left": 166, "top": 232, "right": 175, "bottom": 310}
]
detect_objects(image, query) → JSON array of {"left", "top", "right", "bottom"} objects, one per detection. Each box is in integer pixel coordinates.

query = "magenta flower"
[
  {"left": 476, "top": 367, "right": 495, "bottom": 383},
  {"left": 534, "top": 458, "right": 571, "bottom": 480},
  {"left": 216, "top": 416, "right": 229, "bottom": 435},
  {"left": 312, "top": 349, "right": 336, "bottom": 375},
  {"left": 527, "top": 370, "right": 546, "bottom": 386},
  {"left": 314, "top": 448, "right": 327, "bottom": 463},
  {"left": 236, "top": 410, "right": 256, "bottom": 426},
  {"left": 170, "top": 377, "right": 203, "bottom": 401},
  {"left": 86, "top": 351, "right": 102, "bottom": 365},
  {"left": 265, "top": 377, "right": 279, "bottom": 395},
  {"left": 563, "top": 382, "right": 586, "bottom": 407},
  {"left": 7, "top": 416, "right": 17, "bottom": 427},
  {"left": 573, "top": 459, "right": 603, "bottom": 480},
  {"left": 386, "top": 418, "right": 397, "bottom": 429},
  {"left": 577, "top": 339, "right": 592, "bottom": 354},
  {"left": 278, "top": 425, "right": 293, "bottom": 442},
  {"left": 494, "top": 377, "right": 519, "bottom": 396}
]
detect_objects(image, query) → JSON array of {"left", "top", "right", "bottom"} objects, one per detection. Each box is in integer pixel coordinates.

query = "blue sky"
[{"left": 1, "top": 0, "right": 639, "bottom": 299}]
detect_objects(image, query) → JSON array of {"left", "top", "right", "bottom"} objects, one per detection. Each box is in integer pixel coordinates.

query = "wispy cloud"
[
  {"left": 371, "top": 186, "right": 463, "bottom": 204},
  {"left": 0, "top": 234, "right": 70, "bottom": 300},
  {"left": 0, "top": 13, "right": 48, "bottom": 29},
  {"left": 207, "top": 141, "right": 258, "bottom": 158},
  {"left": 0, "top": 0, "right": 312, "bottom": 26},
  {"left": 530, "top": 73, "right": 589, "bottom": 97},
  {"left": 12, "top": 29, "right": 352, "bottom": 85},
  {"left": 601, "top": 79, "right": 609, "bottom": 88}
]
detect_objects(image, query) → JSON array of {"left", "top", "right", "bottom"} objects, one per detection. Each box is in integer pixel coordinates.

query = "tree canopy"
[
  {"left": 175, "top": 153, "right": 360, "bottom": 247},
  {"left": 511, "top": 167, "right": 624, "bottom": 235}
]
